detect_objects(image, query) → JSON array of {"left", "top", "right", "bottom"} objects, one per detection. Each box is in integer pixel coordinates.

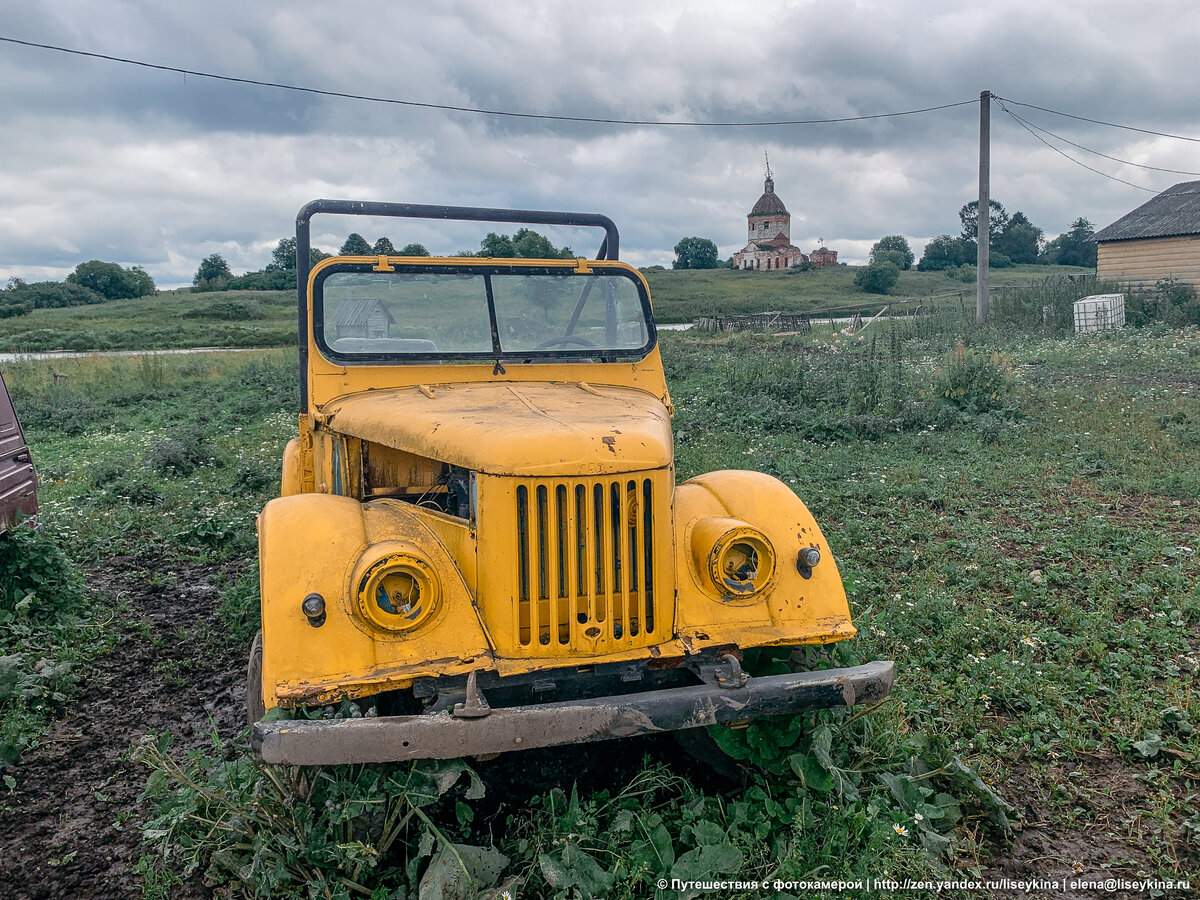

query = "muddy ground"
[
  {"left": 0, "top": 561, "right": 1193, "bottom": 899},
  {"left": 0, "top": 562, "right": 244, "bottom": 900}
]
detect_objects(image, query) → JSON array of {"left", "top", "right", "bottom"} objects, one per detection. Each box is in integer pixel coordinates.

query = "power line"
[
  {"left": 0, "top": 36, "right": 977, "bottom": 127},
  {"left": 994, "top": 95, "right": 1200, "bottom": 144},
  {"left": 996, "top": 100, "right": 1155, "bottom": 192},
  {"left": 1002, "top": 105, "right": 1200, "bottom": 177}
]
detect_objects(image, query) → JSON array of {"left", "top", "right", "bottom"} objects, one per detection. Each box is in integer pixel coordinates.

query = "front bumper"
[{"left": 253, "top": 659, "right": 894, "bottom": 765}]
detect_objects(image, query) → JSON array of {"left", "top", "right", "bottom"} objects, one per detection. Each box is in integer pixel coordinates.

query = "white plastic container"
[{"left": 1074, "top": 294, "right": 1125, "bottom": 334}]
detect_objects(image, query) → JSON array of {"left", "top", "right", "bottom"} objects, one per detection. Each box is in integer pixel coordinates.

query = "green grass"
[
  {"left": 643, "top": 264, "right": 1093, "bottom": 323},
  {"left": 7, "top": 320, "right": 1198, "bottom": 898},
  {"left": 0, "top": 289, "right": 295, "bottom": 352}
]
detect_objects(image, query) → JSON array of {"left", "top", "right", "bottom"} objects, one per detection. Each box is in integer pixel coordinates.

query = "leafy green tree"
[
  {"left": 993, "top": 211, "right": 1043, "bottom": 264},
  {"left": 399, "top": 243, "right": 430, "bottom": 256},
  {"left": 917, "top": 235, "right": 975, "bottom": 271},
  {"left": 127, "top": 266, "right": 156, "bottom": 296},
  {"left": 480, "top": 233, "right": 515, "bottom": 257},
  {"left": 513, "top": 228, "right": 573, "bottom": 259},
  {"left": 67, "top": 260, "right": 156, "bottom": 299},
  {"left": 672, "top": 236, "right": 720, "bottom": 270},
  {"left": 959, "top": 200, "right": 1009, "bottom": 244},
  {"left": 339, "top": 233, "right": 373, "bottom": 255},
  {"left": 193, "top": 254, "right": 232, "bottom": 289},
  {"left": 1041, "top": 218, "right": 1097, "bottom": 267},
  {"left": 854, "top": 260, "right": 900, "bottom": 294},
  {"left": 372, "top": 237, "right": 396, "bottom": 255},
  {"left": 869, "top": 235, "right": 914, "bottom": 270},
  {"left": 266, "top": 238, "right": 297, "bottom": 271},
  {"left": 479, "top": 229, "right": 572, "bottom": 259}
]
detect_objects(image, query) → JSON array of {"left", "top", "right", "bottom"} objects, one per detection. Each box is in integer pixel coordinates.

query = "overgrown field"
[
  {"left": 642, "top": 264, "right": 1092, "bottom": 323},
  {"left": 0, "top": 319, "right": 1197, "bottom": 899},
  {"left": 0, "top": 265, "right": 1095, "bottom": 352},
  {"left": 0, "top": 290, "right": 296, "bottom": 352}
]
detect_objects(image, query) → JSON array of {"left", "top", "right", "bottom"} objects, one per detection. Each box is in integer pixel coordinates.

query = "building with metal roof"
[{"left": 1093, "top": 181, "right": 1200, "bottom": 290}]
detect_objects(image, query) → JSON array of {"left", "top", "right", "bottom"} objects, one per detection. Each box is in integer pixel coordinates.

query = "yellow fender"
[
  {"left": 672, "top": 470, "right": 856, "bottom": 645},
  {"left": 258, "top": 494, "right": 491, "bottom": 709}
]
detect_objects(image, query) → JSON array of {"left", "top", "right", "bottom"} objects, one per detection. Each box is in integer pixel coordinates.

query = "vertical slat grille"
[{"left": 515, "top": 476, "right": 657, "bottom": 650}]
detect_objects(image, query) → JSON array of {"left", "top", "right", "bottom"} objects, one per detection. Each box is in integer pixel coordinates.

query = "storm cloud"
[{"left": 2, "top": 0, "right": 1198, "bottom": 285}]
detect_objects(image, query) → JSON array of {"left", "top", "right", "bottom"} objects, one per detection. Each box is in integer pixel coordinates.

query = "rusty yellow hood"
[{"left": 321, "top": 382, "right": 673, "bottom": 476}]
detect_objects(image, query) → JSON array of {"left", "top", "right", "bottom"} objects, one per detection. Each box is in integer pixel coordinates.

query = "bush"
[
  {"left": 67, "top": 260, "right": 156, "bottom": 299},
  {"left": 146, "top": 423, "right": 215, "bottom": 476},
  {"left": 182, "top": 301, "right": 266, "bottom": 321},
  {"left": 937, "top": 341, "right": 1012, "bottom": 413},
  {"left": 3, "top": 279, "right": 105, "bottom": 309},
  {"left": 854, "top": 261, "right": 900, "bottom": 294},
  {"left": 918, "top": 235, "right": 976, "bottom": 271},
  {"left": 0, "top": 527, "right": 75, "bottom": 617}
]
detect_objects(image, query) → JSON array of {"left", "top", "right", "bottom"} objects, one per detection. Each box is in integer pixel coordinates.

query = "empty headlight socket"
[
  {"left": 796, "top": 546, "right": 821, "bottom": 579},
  {"left": 302, "top": 592, "right": 327, "bottom": 627}
]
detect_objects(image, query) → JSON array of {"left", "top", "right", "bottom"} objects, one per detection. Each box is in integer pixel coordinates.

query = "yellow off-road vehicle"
[{"left": 249, "top": 200, "right": 893, "bottom": 765}]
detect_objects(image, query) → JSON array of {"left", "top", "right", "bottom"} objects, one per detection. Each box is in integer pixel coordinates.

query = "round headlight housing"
[
  {"left": 356, "top": 552, "right": 440, "bottom": 633},
  {"left": 690, "top": 517, "right": 777, "bottom": 600}
]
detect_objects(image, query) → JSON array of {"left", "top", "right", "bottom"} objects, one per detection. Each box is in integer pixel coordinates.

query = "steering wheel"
[{"left": 532, "top": 335, "right": 597, "bottom": 350}]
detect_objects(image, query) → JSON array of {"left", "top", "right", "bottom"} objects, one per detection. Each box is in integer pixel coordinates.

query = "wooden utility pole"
[{"left": 977, "top": 90, "right": 990, "bottom": 324}]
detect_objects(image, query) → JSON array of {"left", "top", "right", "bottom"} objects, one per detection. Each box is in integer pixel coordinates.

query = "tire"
[{"left": 247, "top": 630, "right": 265, "bottom": 727}]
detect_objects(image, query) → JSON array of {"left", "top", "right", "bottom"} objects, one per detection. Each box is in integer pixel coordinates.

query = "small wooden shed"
[
  {"left": 333, "top": 298, "right": 395, "bottom": 340},
  {"left": 1093, "top": 180, "right": 1200, "bottom": 290}
]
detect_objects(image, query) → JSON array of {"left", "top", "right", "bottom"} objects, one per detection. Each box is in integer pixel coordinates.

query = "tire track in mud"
[{"left": 0, "top": 561, "right": 247, "bottom": 900}]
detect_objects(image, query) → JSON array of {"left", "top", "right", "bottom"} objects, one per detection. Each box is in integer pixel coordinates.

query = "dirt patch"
[
  {"left": 983, "top": 753, "right": 1198, "bottom": 899},
  {"left": 0, "top": 560, "right": 248, "bottom": 900}
]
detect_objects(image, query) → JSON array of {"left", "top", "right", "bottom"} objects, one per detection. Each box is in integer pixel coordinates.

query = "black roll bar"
[{"left": 294, "top": 200, "right": 621, "bottom": 411}]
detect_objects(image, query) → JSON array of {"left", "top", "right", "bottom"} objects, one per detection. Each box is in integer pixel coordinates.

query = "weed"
[
  {"left": 936, "top": 342, "right": 1013, "bottom": 413},
  {"left": 146, "top": 423, "right": 216, "bottom": 476},
  {"left": 0, "top": 526, "right": 87, "bottom": 763},
  {"left": 137, "top": 732, "right": 489, "bottom": 899}
]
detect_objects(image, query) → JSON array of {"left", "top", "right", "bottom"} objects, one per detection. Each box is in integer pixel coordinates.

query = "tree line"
[
  {"left": 192, "top": 229, "right": 574, "bottom": 291},
  {"left": 850, "top": 203, "right": 1099, "bottom": 294},
  {"left": 1, "top": 260, "right": 156, "bottom": 317},
  {"left": 917, "top": 201, "right": 1098, "bottom": 272}
]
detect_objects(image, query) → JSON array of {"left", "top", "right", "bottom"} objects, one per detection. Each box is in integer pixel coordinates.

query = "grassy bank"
[
  {"left": 3, "top": 321, "right": 1196, "bottom": 898},
  {"left": 0, "top": 289, "right": 296, "bottom": 352}
]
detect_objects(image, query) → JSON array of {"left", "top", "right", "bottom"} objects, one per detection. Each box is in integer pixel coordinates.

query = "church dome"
[{"left": 749, "top": 176, "right": 789, "bottom": 216}]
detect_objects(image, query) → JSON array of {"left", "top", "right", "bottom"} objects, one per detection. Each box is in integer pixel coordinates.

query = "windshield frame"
[{"left": 311, "top": 259, "right": 658, "bottom": 365}]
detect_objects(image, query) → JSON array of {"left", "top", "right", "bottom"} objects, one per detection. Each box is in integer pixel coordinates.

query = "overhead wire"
[
  {"left": 1000, "top": 104, "right": 1200, "bottom": 177},
  {"left": 995, "top": 99, "right": 1157, "bottom": 192},
  {"left": 0, "top": 36, "right": 976, "bottom": 127},
  {"left": 994, "top": 95, "right": 1200, "bottom": 144},
  {"left": 5, "top": 35, "right": 1197, "bottom": 196}
]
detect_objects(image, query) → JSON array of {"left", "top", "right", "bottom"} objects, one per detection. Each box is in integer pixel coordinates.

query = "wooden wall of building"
[{"left": 1097, "top": 234, "right": 1200, "bottom": 290}]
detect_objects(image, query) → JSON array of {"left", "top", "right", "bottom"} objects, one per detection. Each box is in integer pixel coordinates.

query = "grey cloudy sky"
[{"left": 2, "top": 0, "right": 1199, "bottom": 287}]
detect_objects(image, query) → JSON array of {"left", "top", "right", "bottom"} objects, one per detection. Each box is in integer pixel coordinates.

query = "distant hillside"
[{"left": 642, "top": 264, "right": 1095, "bottom": 323}]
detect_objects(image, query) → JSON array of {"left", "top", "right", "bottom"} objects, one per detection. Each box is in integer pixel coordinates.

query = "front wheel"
[{"left": 247, "top": 630, "right": 265, "bottom": 726}]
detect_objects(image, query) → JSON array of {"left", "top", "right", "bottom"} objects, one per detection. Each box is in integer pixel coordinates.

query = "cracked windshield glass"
[{"left": 319, "top": 268, "right": 651, "bottom": 358}]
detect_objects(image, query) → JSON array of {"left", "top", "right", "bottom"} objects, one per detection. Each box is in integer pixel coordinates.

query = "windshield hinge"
[{"left": 573, "top": 257, "right": 594, "bottom": 274}]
